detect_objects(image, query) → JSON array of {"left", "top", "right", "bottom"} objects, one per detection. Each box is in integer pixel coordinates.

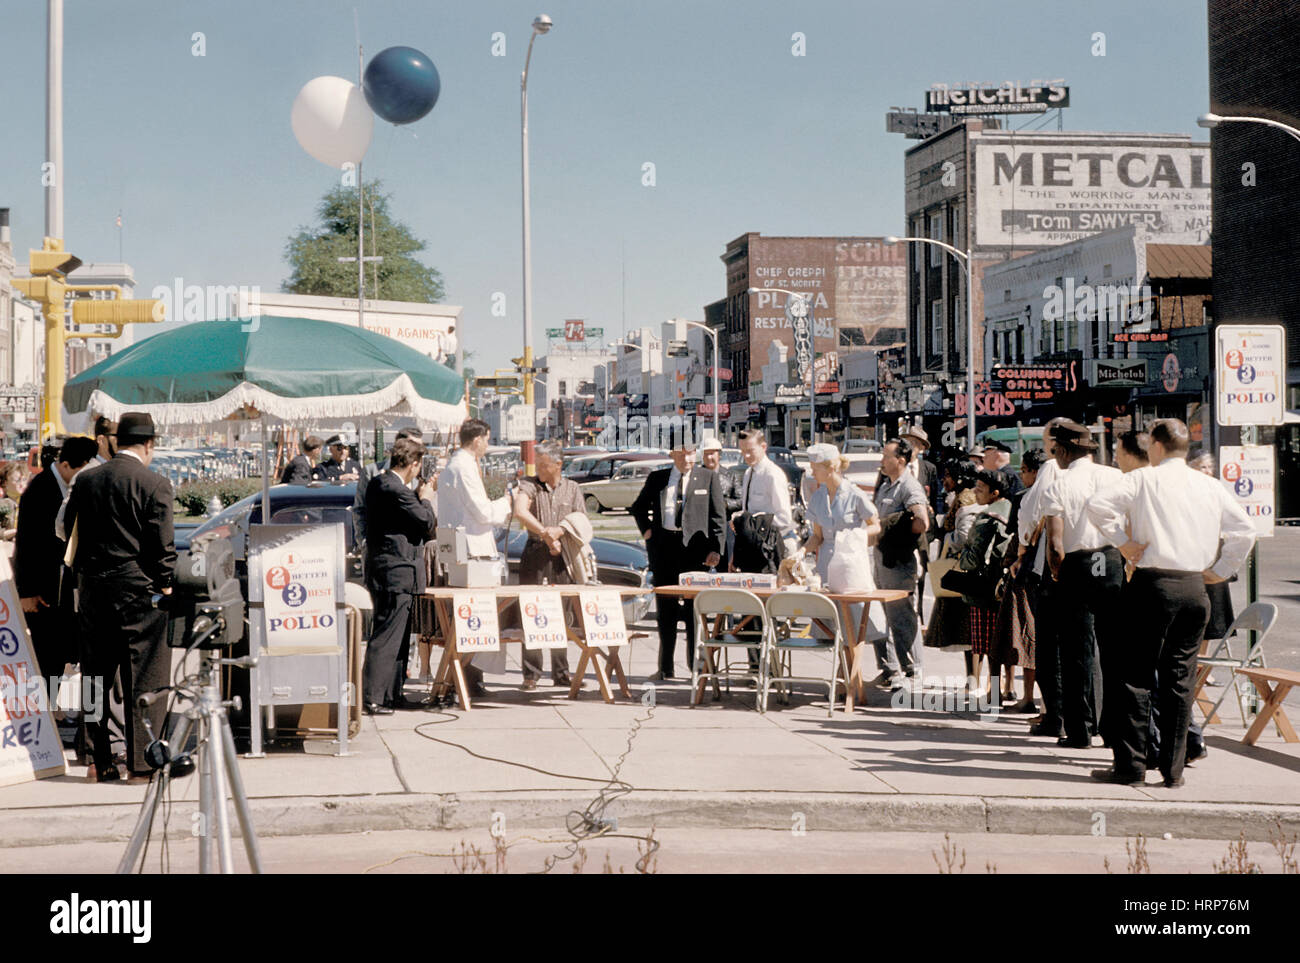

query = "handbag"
[{"left": 929, "top": 534, "right": 961, "bottom": 599}]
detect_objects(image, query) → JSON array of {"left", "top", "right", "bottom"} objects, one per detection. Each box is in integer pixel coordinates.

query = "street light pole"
[
  {"left": 520, "top": 14, "right": 553, "bottom": 477},
  {"left": 686, "top": 320, "right": 720, "bottom": 440},
  {"left": 885, "top": 236, "right": 975, "bottom": 450},
  {"left": 1198, "top": 112, "right": 1300, "bottom": 144}
]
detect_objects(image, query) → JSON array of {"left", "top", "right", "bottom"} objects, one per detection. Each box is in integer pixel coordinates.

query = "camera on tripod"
[{"left": 161, "top": 535, "right": 245, "bottom": 649}]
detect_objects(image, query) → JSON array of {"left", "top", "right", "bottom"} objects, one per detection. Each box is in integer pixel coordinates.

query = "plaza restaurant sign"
[{"left": 973, "top": 137, "right": 1211, "bottom": 247}]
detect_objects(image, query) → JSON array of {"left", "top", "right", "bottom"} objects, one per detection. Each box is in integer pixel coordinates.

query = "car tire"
[{"left": 585, "top": 494, "right": 603, "bottom": 514}]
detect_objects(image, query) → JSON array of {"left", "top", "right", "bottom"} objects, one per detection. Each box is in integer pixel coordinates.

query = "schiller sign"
[{"left": 926, "top": 81, "right": 1069, "bottom": 115}]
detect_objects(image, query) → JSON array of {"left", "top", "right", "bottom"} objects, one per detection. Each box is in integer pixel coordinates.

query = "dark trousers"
[
  {"left": 27, "top": 607, "right": 73, "bottom": 700},
  {"left": 364, "top": 589, "right": 414, "bottom": 706},
  {"left": 651, "top": 535, "right": 695, "bottom": 676},
  {"left": 79, "top": 581, "right": 169, "bottom": 774},
  {"left": 1057, "top": 547, "right": 1123, "bottom": 743},
  {"left": 1112, "top": 569, "right": 1210, "bottom": 781},
  {"left": 519, "top": 541, "right": 572, "bottom": 682},
  {"left": 1035, "top": 575, "right": 1063, "bottom": 733}
]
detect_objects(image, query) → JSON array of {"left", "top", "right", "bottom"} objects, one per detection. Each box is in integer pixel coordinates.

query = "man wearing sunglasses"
[{"left": 317, "top": 434, "right": 361, "bottom": 482}]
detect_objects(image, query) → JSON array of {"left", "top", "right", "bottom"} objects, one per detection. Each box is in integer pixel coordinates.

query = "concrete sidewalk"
[{"left": 3, "top": 638, "right": 1297, "bottom": 854}]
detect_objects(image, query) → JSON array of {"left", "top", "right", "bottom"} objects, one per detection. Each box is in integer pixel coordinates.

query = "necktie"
[
  {"left": 674, "top": 473, "right": 685, "bottom": 530},
  {"left": 743, "top": 468, "right": 753, "bottom": 513}
]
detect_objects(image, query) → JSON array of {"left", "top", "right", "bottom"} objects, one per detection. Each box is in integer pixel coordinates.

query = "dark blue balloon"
[{"left": 363, "top": 46, "right": 440, "bottom": 125}]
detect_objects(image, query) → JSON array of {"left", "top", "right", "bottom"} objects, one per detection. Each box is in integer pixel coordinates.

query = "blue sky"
[{"left": 1, "top": 0, "right": 1210, "bottom": 373}]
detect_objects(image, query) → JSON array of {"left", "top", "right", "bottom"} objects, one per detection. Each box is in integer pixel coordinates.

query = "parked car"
[
  {"left": 842, "top": 452, "right": 884, "bottom": 496},
  {"left": 580, "top": 458, "right": 671, "bottom": 512},
  {"left": 844, "top": 437, "right": 882, "bottom": 453},
  {"left": 564, "top": 450, "right": 666, "bottom": 484}
]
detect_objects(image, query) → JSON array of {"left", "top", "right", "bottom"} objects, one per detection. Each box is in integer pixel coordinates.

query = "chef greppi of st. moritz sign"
[
  {"left": 260, "top": 526, "right": 339, "bottom": 649},
  {"left": 578, "top": 589, "right": 629, "bottom": 648},
  {"left": 518, "top": 590, "right": 568, "bottom": 650},
  {"left": 452, "top": 592, "right": 501, "bottom": 651}
]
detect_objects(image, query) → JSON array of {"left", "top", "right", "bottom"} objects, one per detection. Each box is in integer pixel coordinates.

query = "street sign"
[
  {"left": 1087, "top": 358, "right": 1148, "bottom": 388},
  {"left": 1215, "top": 324, "right": 1285, "bottom": 426},
  {"left": 1219, "top": 445, "right": 1275, "bottom": 538},
  {"left": 475, "top": 376, "right": 521, "bottom": 390},
  {"left": 504, "top": 404, "right": 536, "bottom": 443}
]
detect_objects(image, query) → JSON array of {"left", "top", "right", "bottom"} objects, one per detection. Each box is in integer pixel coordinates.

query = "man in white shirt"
[
  {"left": 1009, "top": 417, "right": 1067, "bottom": 734},
  {"left": 1085, "top": 418, "right": 1256, "bottom": 788},
  {"left": 436, "top": 419, "right": 512, "bottom": 695},
  {"left": 732, "top": 428, "right": 796, "bottom": 562},
  {"left": 1041, "top": 420, "right": 1124, "bottom": 749}
]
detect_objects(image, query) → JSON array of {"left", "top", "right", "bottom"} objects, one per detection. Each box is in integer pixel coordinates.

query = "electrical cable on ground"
[{"left": 409, "top": 699, "right": 661, "bottom": 874}]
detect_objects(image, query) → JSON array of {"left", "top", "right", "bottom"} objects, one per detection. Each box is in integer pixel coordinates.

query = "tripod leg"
[
  {"left": 115, "top": 711, "right": 194, "bottom": 874},
  {"left": 207, "top": 705, "right": 236, "bottom": 874},
  {"left": 199, "top": 714, "right": 217, "bottom": 874},
  {"left": 220, "top": 713, "right": 264, "bottom": 874}
]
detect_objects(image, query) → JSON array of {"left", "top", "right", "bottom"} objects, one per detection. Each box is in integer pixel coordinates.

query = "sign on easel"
[
  {"left": 452, "top": 592, "right": 501, "bottom": 651},
  {"left": 1220, "top": 446, "right": 1276, "bottom": 539},
  {"left": 1215, "top": 325, "right": 1285, "bottom": 426},
  {"left": 248, "top": 523, "right": 349, "bottom": 757},
  {"left": 578, "top": 589, "right": 629, "bottom": 648},
  {"left": 518, "top": 590, "right": 568, "bottom": 650},
  {"left": 0, "top": 554, "right": 67, "bottom": 787}
]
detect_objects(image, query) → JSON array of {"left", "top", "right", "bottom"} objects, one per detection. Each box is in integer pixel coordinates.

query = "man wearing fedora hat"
[
  {"left": 64, "top": 411, "right": 176, "bottom": 782},
  {"left": 1039, "top": 419, "right": 1124, "bottom": 749},
  {"left": 899, "top": 425, "right": 936, "bottom": 625}
]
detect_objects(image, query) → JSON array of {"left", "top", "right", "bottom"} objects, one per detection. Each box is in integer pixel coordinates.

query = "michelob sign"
[
  {"left": 1215, "top": 325, "right": 1285, "bottom": 427},
  {"left": 1219, "top": 446, "right": 1275, "bottom": 538},
  {"left": 452, "top": 593, "right": 500, "bottom": 652},
  {"left": 578, "top": 590, "right": 629, "bottom": 648}
]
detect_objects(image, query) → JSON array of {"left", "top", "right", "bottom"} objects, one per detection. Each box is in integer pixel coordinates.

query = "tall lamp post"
[
  {"left": 520, "top": 14, "right": 553, "bottom": 476},
  {"left": 685, "top": 320, "right": 721, "bottom": 440},
  {"left": 1198, "top": 112, "right": 1300, "bottom": 144},
  {"left": 884, "top": 235, "right": 976, "bottom": 449},
  {"left": 747, "top": 287, "right": 815, "bottom": 445}
]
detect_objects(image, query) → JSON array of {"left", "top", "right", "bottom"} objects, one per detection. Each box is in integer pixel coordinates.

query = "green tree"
[{"left": 283, "top": 182, "right": 445, "bottom": 303}]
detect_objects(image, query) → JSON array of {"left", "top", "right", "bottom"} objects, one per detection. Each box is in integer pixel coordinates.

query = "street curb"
[{"left": 4, "top": 791, "right": 1298, "bottom": 848}]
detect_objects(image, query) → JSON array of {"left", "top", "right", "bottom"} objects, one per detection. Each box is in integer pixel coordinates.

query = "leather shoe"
[
  {"left": 521, "top": 678, "right": 538, "bottom": 691},
  {"left": 1090, "top": 767, "right": 1146, "bottom": 786},
  {"left": 394, "top": 695, "right": 431, "bottom": 710},
  {"left": 364, "top": 702, "right": 394, "bottom": 716},
  {"left": 552, "top": 672, "right": 571, "bottom": 687},
  {"left": 649, "top": 670, "right": 674, "bottom": 682},
  {"left": 1186, "top": 744, "right": 1208, "bottom": 765},
  {"left": 1057, "top": 735, "right": 1092, "bottom": 749},
  {"left": 1162, "top": 775, "right": 1186, "bottom": 788},
  {"left": 1030, "top": 721, "right": 1065, "bottom": 738}
]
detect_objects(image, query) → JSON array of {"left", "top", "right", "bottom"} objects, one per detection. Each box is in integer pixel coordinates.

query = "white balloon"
[{"left": 291, "top": 75, "right": 374, "bottom": 168}]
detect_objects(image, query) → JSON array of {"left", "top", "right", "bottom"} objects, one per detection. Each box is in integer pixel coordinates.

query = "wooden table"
[
  {"left": 653, "top": 585, "right": 909, "bottom": 712},
  {"left": 420, "top": 586, "right": 648, "bottom": 710},
  {"left": 1235, "top": 666, "right": 1300, "bottom": 746}
]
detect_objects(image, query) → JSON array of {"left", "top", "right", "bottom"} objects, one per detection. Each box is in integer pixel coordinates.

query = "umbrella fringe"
[{"left": 72, "top": 374, "right": 467, "bottom": 430}]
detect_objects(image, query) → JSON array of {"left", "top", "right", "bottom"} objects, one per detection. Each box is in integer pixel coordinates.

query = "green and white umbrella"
[
  {"left": 63, "top": 315, "right": 468, "bottom": 521},
  {"left": 63, "top": 315, "right": 466, "bottom": 427}
]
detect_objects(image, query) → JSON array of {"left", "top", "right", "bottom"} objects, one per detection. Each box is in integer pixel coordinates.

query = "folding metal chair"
[
  {"left": 690, "top": 589, "right": 769, "bottom": 710},
  {"left": 1194, "top": 602, "right": 1277, "bottom": 728},
  {"left": 762, "top": 592, "right": 844, "bottom": 717}
]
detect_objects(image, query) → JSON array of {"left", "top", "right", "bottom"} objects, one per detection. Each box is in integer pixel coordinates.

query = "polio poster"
[
  {"left": 0, "top": 554, "right": 67, "bottom": 787},
  {"left": 452, "top": 593, "right": 501, "bottom": 651},
  {"left": 1220, "top": 446, "right": 1275, "bottom": 539},
  {"left": 251, "top": 523, "right": 343, "bottom": 650},
  {"left": 518, "top": 590, "right": 568, "bottom": 650},
  {"left": 578, "top": 589, "right": 629, "bottom": 648}
]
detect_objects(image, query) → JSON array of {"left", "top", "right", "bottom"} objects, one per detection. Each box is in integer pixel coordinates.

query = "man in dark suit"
[
  {"left": 362, "top": 435, "right": 437, "bottom": 714},
  {"left": 630, "top": 434, "right": 726, "bottom": 681},
  {"left": 317, "top": 435, "right": 361, "bottom": 482},
  {"left": 354, "top": 425, "right": 424, "bottom": 544},
  {"left": 280, "top": 435, "right": 324, "bottom": 484},
  {"left": 64, "top": 412, "right": 177, "bottom": 782},
  {"left": 14, "top": 436, "right": 99, "bottom": 697}
]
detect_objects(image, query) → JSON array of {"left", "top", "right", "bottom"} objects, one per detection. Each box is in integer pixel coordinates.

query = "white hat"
[
  {"left": 701, "top": 437, "right": 723, "bottom": 452},
  {"left": 806, "top": 443, "right": 841, "bottom": 465}
]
